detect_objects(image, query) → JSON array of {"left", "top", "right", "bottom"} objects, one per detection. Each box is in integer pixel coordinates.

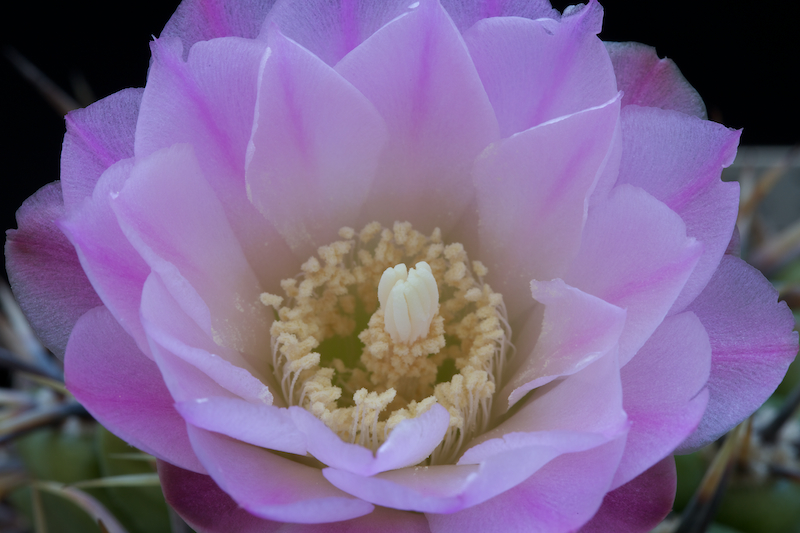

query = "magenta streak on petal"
[
  {"left": 661, "top": 131, "right": 740, "bottom": 212},
  {"left": 481, "top": 0, "right": 503, "bottom": 19},
  {"left": 408, "top": 1, "right": 435, "bottom": 138},
  {"left": 273, "top": 34, "right": 311, "bottom": 161},
  {"left": 201, "top": 0, "right": 232, "bottom": 38},
  {"left": 64, "top": 114, "right": 118, "bottom": 169},
  {"left": 602, "top": 245, "right": 702, "bottom": 304},
  {"left": 526, "top": 1, "right": 599, "bottom": 127},
  {"left": 149, "top": 40, "right": 238, "bottom": 171},
  {"left": 340, "top": 0, "right": 359, "bottom": 56}
]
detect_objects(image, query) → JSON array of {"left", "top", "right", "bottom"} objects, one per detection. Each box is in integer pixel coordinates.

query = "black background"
[{"left": 2, "top": 0, "right": 799, "bottom": 283}]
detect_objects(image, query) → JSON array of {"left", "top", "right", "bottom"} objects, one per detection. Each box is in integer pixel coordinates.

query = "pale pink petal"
[
  {"left": 261, "top": 0, "right": 413, "bottom": 66},
  {"left": 140, "top": 273, "right": 274, "bottom": 403},
  {"left": 135, "top": 36, "right": 296, "bottom": 290},
  {"left": 335, "top": 0, "right": 500, "bottom": 235},
  {"left": 464, "top": 1, "right": 616, "bottom": 137},
  {"left": 246, "top": 29, "right": 388, "bottom": 256},
  {"left": 278, "top": 506, "right": 432, "bottom": 533},
  {"left": 564, "top": 184, "right": 703, "bottom": 364},
  {"left": 5, "top": 183, "right": 101, "bottom": 358},
  {"left": 475, "top": 348, "right": 627, "bottom": 449},
  {"left": 188, "top": 426, "right": 374, "bottom": 523},
  {"left": 111, "top": 144, "right": 271, "bottom": 356},
  {"left": 159, "top": 460, "right": 282, "bottom": 533},
  {"left": 65, "top": 306, "right": 205, "bottom": 473},
  {"left": 616, "top": 106, "right": 741, "bottom": 312},
  {"left": 427, "top": 437, "right": 626, "bottom": 533},
  {"left": 60, "top": 88, "right": 142, "bottom": 212},
  {"left": 441, "top": 0, "right": 558, "bottom": 32},
  {"left": 161, "top": 460, "right": 434, "bottom": 532},
  {"left": 323, "top": 350, "right": 627, "bottom": 513},
  {"left": 612, "top": 312, "right": 711, "bottom": 488},
  {"left": 578, "top": 456, "right": 676, "bottom": 533},
  {"left": 176, "top": 398, "right": 306, "bottom": 454},
  {"left": 607, "top": 41, "right": 706, "bottom": 118},
  {"left": 322, "top": 464, "right": 478, "bottom": 513},
  {"left": 499, "top": 279, "right": 626, "bottom": 410},
  {"left": 290, "top": 404, "right": 449, "bottom": 475},
  {"left": 161, "top": 0, "right": 277, "bottom": 56},
  {"left": 323, "top": 431, "right": 624, "bottom": 515},
  {"left": 59, "top": 159, "right": 152, "bottom": 356},
  {"left": 473, "top": 95, "right": 620, "bottom": 318},
  {"left": 679, "top": 256, "right": 799, "bottom": 452}
]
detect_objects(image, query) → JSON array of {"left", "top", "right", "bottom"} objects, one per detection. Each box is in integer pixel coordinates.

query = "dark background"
[{"left": 1, "top": 0, "right": 799, "bottom": 283}]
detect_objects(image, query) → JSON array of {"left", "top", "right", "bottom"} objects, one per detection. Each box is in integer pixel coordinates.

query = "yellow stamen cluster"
[{"left": 261, "top": 222, "right": 512, "bottom": 463}]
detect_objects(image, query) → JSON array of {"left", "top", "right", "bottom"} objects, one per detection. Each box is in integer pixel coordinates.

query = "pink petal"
[
  {"left": 440, "top": 0, "right": 558, "bottom": 32},
  {"left": 60, "top": 88, "right": 142, "bottom": 212},
  {"left": 427, "top": 437, "right": 626, "bottom": 533},
  {"left": 140, "top": 272, "right": 274, "bottom": 404},
  {"left": 607, "top": 41, "right": 706, "bottom": 118},
  {"left": 261, "top": 0, "right": 413, "bottom": 66},
  {"left": 188, "top": 425, "right": 374, "bottom": 523},
  {"left": 111, "top": 144, "right": 271, "bottom": 356},
  {"left": 245, "top": 29, "right": 388, "bottom": 257},
  {"left": 323, "top": 464, "right": 478, "bottom": 513},
  {"left": 59, "top": 159, "right": 152, "bottom": 356},
  {"left": 65, "top": 306, "right": 205, "bottom": 473},
  {"left": 476, "top": 347, "right": 627, "bottom": 449},
  {"left": 499, "top": 279, "right": 626, "bottom": 410},
  {"left": 464, "top": 1, "right": 617, "bottom": 137},
  {"left": 324, "top": 350, "right": 627, "bottom": 513},
  {"left": 278, "top": 506, "right": 432, "bottom": 533},
  {"left": 176, "top": 397, "right": 306, "bottom": 454},
  {"left": 160, "top": 0, "right": 277, "bottom": 56},
  {"left": 564, "top": 184, "right": 703, "bottom": 364},
  {"left": 289, "top": 403, "right": 449, "bottom": 475},
  {"left": 5, "top": 183, "right": 101, "bottom": 358},
  {"left": 473, "top": 95, "right": 621, "bottom": 319},
  {"left": 159, "top": 460, "right": 282, "bottom": 533},
  {"left": 679, "top": 256, "right": 799, "bottom": 452},
  {"left": 135, "top": 36, "right": 296, "bottom": 290},
  {"left": 579, "top": 456, "right": 676, "bottom": 533},
  {"left": 335, "top": 0, "right": 500, "bottom": 235},
  {"left": 616, "top": 106, "right": 741, "bottom": 313},
  {"left": 612, "top": 312, "right": 711, "bottom": 488}
]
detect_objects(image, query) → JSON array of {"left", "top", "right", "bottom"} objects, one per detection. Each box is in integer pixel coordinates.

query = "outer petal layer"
[
  {"left": 161, "top": 0, "right": 277, "bottom": 55},
  {"left": 612, "top": 312, "right": 710, "bottom": 488},
  {"left": 159, "top": 460, "right": 282, "bottom": 533},
  {"left": 5, "top": 183, "right": 101, "bottom": 358},
  {"left": 680, "top": 256, "right": 798, "bottom": 451},
  {"left": 579, "top": 456, "right": 676, "bottom": 533},
  {"left": 606, "top": 41, "right": 706, "bottom": 118},
  {"left": 188, "top": 426, "right": 374, "bottom": 523},
  {"left": 65, "top": 306, "right": 204, "bottom": 473},
  {"left": 60, "top": 88, "right": 142, "bottom": 212},
  {"left": 616, "top": 106, "right": 740, "bottom": 313}
]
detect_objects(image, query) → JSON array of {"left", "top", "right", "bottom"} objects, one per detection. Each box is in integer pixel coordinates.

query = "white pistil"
[{"left": 378, "top": 261, "right": 439, "bottom": 344}]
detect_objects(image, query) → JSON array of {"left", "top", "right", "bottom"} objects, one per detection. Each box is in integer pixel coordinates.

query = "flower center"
[{"left": 261, "top": 222, "right": 513, "bottom": 464}]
